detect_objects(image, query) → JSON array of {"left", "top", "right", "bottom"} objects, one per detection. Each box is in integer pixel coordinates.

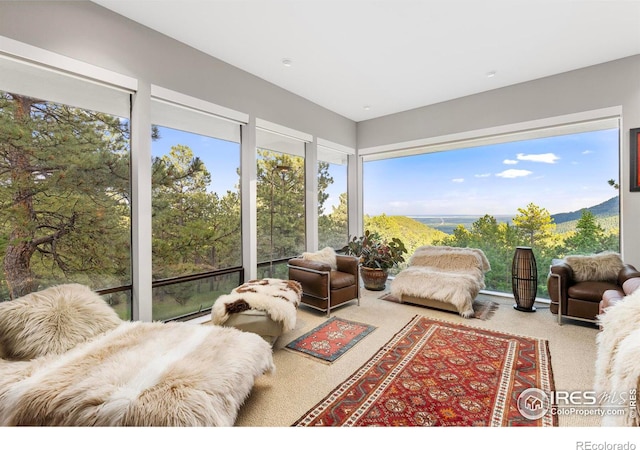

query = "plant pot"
[{"left": 360, "top": 266, "right": 389, "bottom": 291}]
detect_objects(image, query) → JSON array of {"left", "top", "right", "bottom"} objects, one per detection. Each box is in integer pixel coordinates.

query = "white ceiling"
[{"left": 92, "top": 0, "right": 640, "bottom": 122}]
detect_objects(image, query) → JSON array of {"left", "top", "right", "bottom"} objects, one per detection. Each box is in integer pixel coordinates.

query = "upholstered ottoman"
[{"left": 211, "top": 278, "right": 302, "bottom": 346}]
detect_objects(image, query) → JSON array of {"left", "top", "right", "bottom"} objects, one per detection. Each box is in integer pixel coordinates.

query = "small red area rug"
[
  {"left": 285, "top": 317, "right": 376, "bottom": 363},
  {"left": 293, "top": 315, "right": 556, "bottom": 426}
]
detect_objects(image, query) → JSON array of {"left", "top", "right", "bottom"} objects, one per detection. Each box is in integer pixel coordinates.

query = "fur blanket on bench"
[
  {"left": 390, "top": 246, "right": 490, "bottom": 318},
  {"left": 0, "top": 284, "right": 274, "bottom": 426},
  {"left": 0, "top": 321, "right": 274, "bottom": 426},
  {"left": 211, "top": 278, "right": 302, "bottom": 332}
]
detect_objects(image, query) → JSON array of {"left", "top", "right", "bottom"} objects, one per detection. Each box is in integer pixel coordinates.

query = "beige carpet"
[{"left": 231, "top": 288, "right": 601, "bottom": 427}]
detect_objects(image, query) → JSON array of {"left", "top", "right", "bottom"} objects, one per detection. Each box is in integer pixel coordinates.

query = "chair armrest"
[
  {"left": 550, "top": 261, "right": 574, "bottom": 280},
  {"left": 618, "top": 264, "right": 640, "bottom": 286},
  {"left": 288, "top": 258, "right": 332, "bottom": 273},
  {"left": 336, "top": 255, "right": 359, "bottom": 275},
  {"left": 288, "top": 258, "right": 330, "bottom": 299},
  {"left": 547, "top": 262, "right": 574, "bottom": 308}
]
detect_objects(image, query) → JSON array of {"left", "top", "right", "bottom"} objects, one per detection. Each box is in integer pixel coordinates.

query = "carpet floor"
[
  {"left": 234, "top": 287, "right": 600, "bottom": 428},
  {"left": 293, "top": 315, "right": 556, "bottom": 426}
]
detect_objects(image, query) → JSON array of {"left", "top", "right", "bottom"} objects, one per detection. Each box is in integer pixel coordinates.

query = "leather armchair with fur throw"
[
  {"left": 288, "top": 247, "right": 359, "bottom": 317},
  {"left": 547, "top": 252, "right": 640, "bottom": 325}
]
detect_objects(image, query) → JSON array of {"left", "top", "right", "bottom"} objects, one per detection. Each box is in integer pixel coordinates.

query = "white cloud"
[
  {"left": 452, "top": 178, "right": 464, "bottom": 183},
  {"left": 516, "top": 153, "right": 559, "bottom": 163},
  {"left": 503, "top": 159, "right": 518, "bottom": 165},
  {"left": 475, "top": 173, "right": 491, "bottom": 178},
  {"left": 388, "top": 201, "right": 410, "bottom": 208},
  {"left": 496, "top": 169, "right": 533, "bottom": 178},
  {"left": 582, "top": 150, "right": 593, "bottom": 155}
]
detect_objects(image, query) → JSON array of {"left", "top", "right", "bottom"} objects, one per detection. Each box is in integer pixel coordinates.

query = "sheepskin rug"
[
  {"left": 409, "top": 245, "right": 491, "bottom": 273},
  {"left": 0, "top": 283, "right": 123, "bottom": 360},
  {"left": 595, "top": 287, "right": 640, "bottom": 426},
  {"left": 300, "top": 247, "right": 338, "bottom": 270},
  {"left": 211, "top": 278, "right": 302, "bottom": 332},
  {"left": 565, "top": 251, "right": 624, "bottom": 282},
  {"left": 0, "top": 321, "right": 274, "bottom": 426},
  {"left": 390, "top": 246, "right": 489, "bottom": 318}
]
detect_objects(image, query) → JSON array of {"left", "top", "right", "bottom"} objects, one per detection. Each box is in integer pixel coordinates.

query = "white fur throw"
[
  {"left": 409, "top": 245, "right": 491, "bottom": 273},
  {"left": 0, "top": 321, "right": 274, "bottom": 426},
  {"left": 301, "top": 247, "right": 338, "bottom": 270},
  {"left": 391, "top": 267, "right": 484, "bottom": 318},
  {"left": 595, "top": 287, "right": 640, "bottom": 425},
  {"left": 0, "top": 284, "right": 123, "bottom": 360},
  {"left": 565, "top": 252, "right": 623, "bottom": 282},
  {"left": 211, "top": 278, "right": 302, "bottom": 332},
  {"left": 391, "top": 246, "right": 489, "bottom": 318}
]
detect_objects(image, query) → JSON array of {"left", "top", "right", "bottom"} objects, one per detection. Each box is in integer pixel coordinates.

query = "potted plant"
[{"left": 345, "top": 230, "right": 407, "bottom": 291}]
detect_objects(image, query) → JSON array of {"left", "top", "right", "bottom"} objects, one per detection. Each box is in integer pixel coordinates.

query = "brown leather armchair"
[
  {"left": 548, "top": 260, "right": 640, "bottom": 325},
  {"left": 287, "top": 255, "right": 359, "bottom": 316}
]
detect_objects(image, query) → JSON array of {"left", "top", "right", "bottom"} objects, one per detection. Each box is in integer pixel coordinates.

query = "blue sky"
[
  {"left": 152, "top": 126, "right": 619, "bottom": 218},
  {"left": 152, "top": 126, "right": 240, "bottom": 194},
  {"left": 363, "top": 128, "right": 619, "bottom": 216}
]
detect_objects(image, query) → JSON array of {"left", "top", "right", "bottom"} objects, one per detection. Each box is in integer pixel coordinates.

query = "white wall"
[
  {"left": 357, "top": 56, "right": 640, "bottom": 266},
  {"left": 0, "top": 1, "right": 356, "bottom": 148}
]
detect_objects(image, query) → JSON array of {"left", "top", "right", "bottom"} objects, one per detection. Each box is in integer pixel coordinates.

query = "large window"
[
  {"left": 318, "top": 146, "right": 349, "bottom": 249},
  {"left": 363, "top": 125, "right": 620, "bottom": 296},
  {"left": 256, "top": 128, "right": 306, "bottom": 278},
  {"left": 0, "top": 55, "right": 132, "bottom": 318},
  {"left": 150, "top": 96, "right": 242, "bottom": 321}
]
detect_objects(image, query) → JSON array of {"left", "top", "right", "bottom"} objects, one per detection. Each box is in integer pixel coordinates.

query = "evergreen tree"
[
  {"left": 563, "top": 209, "right": 608, "bottom": 254},
  {"left": 0, "top": 92, "right": 130, "bottom": 298},
  {"left": 512, "top": 203, "right": 555, "bottom": 247},
  {"left": 319, "top": 192, "right": 349, "bottom": 249}
]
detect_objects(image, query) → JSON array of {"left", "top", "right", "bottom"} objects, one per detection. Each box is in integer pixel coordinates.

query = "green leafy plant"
[{"left": 345, "top": 230, "right": 407, "bottom": 270}]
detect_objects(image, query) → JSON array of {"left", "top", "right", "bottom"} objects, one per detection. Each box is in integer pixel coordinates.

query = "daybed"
[
  {"left": 0, "top": 284, "right": 274, "bottom": 426},
  {"left": 390, "top": 245, "right": 491, "bottom": 318}
]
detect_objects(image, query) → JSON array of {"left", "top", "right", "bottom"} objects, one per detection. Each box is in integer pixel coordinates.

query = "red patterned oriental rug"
[
  {"left": 293, "top": 315, "right": 556, "bottom": 427},
  {"left": 285, "top": 317, "right": 376, "bottom": 363}
]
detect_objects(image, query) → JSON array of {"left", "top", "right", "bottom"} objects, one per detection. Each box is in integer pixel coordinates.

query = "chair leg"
[{"left": 326, "top": 275, "right": 331, "bottom": 317}]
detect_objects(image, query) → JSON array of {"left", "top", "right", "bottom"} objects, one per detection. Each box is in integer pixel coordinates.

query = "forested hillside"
[
  {"left": 363, "top": 214, "right": 447, "bottom": 273},
  {"left": 364, "top": 199, "right": 620, "bottom": 299},
  {"left": 551, "top": 196, "right": 618, "bottom": 224}
]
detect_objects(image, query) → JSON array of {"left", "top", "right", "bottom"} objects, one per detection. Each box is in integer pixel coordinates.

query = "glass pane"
[
  {"left": 153, "top": 272, "right": 241, "bottom": 322},
  {"left": 100, "top": 290, "right": 132, "bottom": 321},
  {"left": 151, "top": 125, "right": 241, "bottom": 280},
  {"left": 256, "top": 148, "right": 306, "bottom": 271},
  {"left": 363, "top": 128, "right": 620, "bottom": 296},
  {"left": 318, "top": 160, "right": 348, "bottom": 250},
  {"left": 0, "top": 91, "right": 131, "bottom": 302},
  {"left": 150, "top": 122, "right": 241, "bottom": 321}
]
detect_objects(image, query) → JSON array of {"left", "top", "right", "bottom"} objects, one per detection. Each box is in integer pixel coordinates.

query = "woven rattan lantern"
[{"left": 512, "top": 246, "right": 537, "bottom": 312}]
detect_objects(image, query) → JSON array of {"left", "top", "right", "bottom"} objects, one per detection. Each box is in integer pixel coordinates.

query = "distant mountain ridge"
[{"left": 551, "top": 196, "right": 619, "bottom": 224}]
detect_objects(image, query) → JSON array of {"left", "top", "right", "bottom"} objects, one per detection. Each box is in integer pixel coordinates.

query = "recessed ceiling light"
[
  {"left": 282, "top": 58, "right": 293, "bottom": 67},
  {"left": 487, "top": 71, "right": 497, "bottom": 78},
  {"left": 363, "top": 105, "right": 371, "bottom": 111}
]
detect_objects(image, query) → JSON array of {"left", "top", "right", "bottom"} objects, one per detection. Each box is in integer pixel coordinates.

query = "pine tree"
[
  {"left": 563, "top": 209, "right": 607, "bottom": 254},
  {"left": 0, "top": 92, "right": 130, "bottom": 298},
  {"left": 512, "top": 203, "right": 555, "bottom": 247}
]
